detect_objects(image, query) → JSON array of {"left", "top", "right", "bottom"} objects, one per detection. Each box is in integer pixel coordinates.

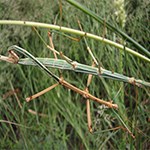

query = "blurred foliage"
[{"left": 0, "top": 0, "right": 149, "bottom": 149}]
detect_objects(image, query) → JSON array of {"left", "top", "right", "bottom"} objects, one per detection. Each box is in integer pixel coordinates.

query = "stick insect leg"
[
  {"left": 26, "top": 83, "right": 59, "bottom": 102},
  {"left": 77, "top": 18, "right": 98, "bottom": 133},
  {"left": 85, "top": 87, "right": 93, "bottom": 133},
  {"left": 0, "top": 50, "right": 19, "bottom": 64},
  {"left": 85, "top": 67, "right": 95, "bottom": 133}
]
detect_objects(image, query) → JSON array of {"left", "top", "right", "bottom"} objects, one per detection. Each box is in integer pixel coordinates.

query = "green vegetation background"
[{"left": 0, "top": 0, "right": 149, "bottom": 149}]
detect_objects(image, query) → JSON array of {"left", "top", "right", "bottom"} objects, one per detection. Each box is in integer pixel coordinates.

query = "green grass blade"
[
  {"left": 0, "top": 20, "right": 149, "bottom": 62},
  {"left": 66, "top": 0, "right": 150, "bottom": 58}
]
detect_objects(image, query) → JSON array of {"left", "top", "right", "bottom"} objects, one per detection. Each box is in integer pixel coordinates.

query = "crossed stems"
[
  {"left": 1, "top": 28, "right": 140, "bottom": 137},
  {"left": 2, "top": 45, "right": 140, "bottom": 138},
  {"left": 0, "top": 47, "right": 118, "bottom": 111},
  {"left": 3, "top": 38, "right": 142, "bottom": 138},
  {"left": 1, "top": 48, "right": 138, "bottom": 138},
  {"left": 2, "top": 49, "right": 117, "bottom": 109}
]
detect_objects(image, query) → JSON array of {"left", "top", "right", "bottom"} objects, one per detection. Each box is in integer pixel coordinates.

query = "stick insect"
[
  {"left": 0, "top": 20, "right": 149, "bottom": 138},
  {"left": 0, "top": 42, "right": 149, "bottom": 138},
  {"left": 0, "top": 1, "right": 149, "bottom": 141}
]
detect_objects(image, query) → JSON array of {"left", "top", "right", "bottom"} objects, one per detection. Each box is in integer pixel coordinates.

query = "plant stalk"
[{"left": 0, "top": 20, "right": 149, "bottom": 62}]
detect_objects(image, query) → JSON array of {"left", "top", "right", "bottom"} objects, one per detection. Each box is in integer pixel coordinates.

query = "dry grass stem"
[{"left": 28, "top": 109, "right": 48, "bottom": 117}]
